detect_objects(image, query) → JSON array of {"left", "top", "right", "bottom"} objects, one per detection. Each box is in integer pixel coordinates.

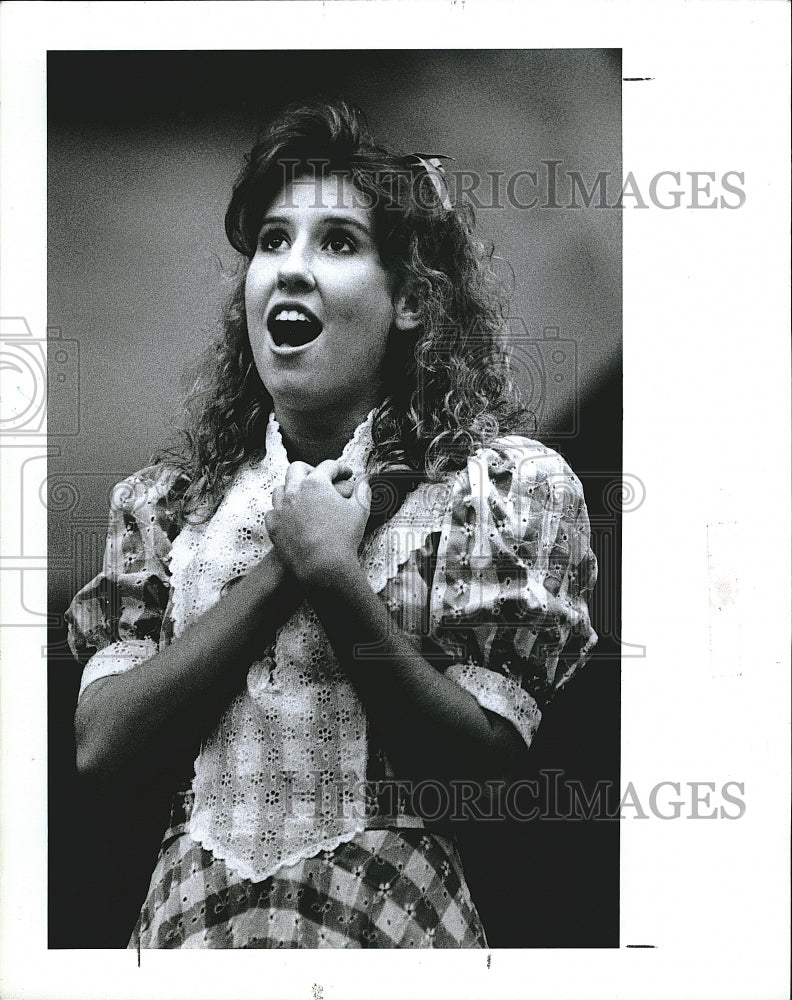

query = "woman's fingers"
[
  {"left": 281, "top": 460, "right": 356, "bottom": 500},
  {"left": 312, "top": 460, "right": 352, "bottom": 484},
  {"left": 284, "top": 461, "right": 313, "bottom": 494},
  {"left": 312, "top": 462, "right": 360, "bottom": 502},
  {"left": 356, "top": 476, "right": 372, "bottom": 511}
]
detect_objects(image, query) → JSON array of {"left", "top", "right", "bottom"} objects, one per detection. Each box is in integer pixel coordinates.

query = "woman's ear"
[{"left": 392, "top": 284, "right": 421, "bottom": 332}]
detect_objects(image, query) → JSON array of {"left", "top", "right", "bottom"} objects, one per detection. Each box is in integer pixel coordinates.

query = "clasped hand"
[{"left": 264, "top": 460, "right": 371, "bottom": 587}]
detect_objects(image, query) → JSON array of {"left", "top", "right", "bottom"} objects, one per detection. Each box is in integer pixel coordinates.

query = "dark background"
[{"left": 48, "top": 49, "right": 621, "bottom": 948}]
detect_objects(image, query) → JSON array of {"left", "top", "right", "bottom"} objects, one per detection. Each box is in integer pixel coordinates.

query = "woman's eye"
[
  {"left": 260, "top": 230, "right": 287, "bottom": 251},
  {"left": 324, "top": 231, "right": 355, "bottom": 254}
]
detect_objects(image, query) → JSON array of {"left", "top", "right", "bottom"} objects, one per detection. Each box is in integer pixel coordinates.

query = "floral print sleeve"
[
  {"left": 65, "top": 465, "right": 184, "bottom": 699},
  {"left": 427, "top": 437, "right": 598, "bottom": 749}
]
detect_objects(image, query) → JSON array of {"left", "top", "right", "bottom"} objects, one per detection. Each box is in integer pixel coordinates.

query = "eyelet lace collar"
[{"left": 263, "top": 408, "right": 376, "bottom": 482}]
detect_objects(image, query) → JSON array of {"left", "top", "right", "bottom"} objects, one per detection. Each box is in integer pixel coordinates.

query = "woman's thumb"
[{"left": 356, "top": 477, "right": 372, "bottom": 509}]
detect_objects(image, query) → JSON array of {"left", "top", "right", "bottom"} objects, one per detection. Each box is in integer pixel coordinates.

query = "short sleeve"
[
  {"left": 429, "top": 437, "right": 598, "bottom": 750},
  {"left": 65, "top": 465, "right": 183, "bottom": 699}
]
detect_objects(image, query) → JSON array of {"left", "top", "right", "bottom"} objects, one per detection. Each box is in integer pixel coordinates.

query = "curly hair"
[{"left": 162, "top": 98, "right": 525, "bottom": 520}]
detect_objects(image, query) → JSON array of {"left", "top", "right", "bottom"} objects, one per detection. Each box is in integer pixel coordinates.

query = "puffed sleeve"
[
  {"left": 429, "top": 437, "right": 598, "bottom": 750},
  {"left": 65, "top": 465, "right": 183, "bottom": 699}
]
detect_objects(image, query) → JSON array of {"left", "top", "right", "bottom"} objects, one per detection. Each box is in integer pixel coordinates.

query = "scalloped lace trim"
[{"left": 188, "top": 807, "right": 366, "bottom": 883}]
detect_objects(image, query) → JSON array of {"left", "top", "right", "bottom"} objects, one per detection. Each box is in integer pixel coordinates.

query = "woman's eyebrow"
[{"left": 260, "top": 212, "right": 372, "bottom": 236}]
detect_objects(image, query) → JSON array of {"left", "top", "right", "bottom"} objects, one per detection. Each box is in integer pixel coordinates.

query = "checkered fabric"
[{"left": 131, "top": 792, "right": 487, "bottom": 949}]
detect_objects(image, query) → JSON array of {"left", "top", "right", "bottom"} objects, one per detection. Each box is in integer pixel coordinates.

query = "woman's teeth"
[
  {"left": 275, "top": 309, "right": 311, "bottom": 322},
  {"left": 268, "top": 309, "right": 323, "bottom": 347}
]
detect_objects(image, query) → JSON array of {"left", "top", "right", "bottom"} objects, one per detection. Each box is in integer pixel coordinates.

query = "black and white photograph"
[
  {"left": 0, "top": 3, "right": 789, "bottom": 999},
  {"left": 46, "top": 47, "right": 621, "bottom": 951}
]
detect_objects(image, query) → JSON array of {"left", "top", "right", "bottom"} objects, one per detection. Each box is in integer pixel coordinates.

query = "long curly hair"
[{"left": 163, "top": 99, "right": 525, "bottom": 520}]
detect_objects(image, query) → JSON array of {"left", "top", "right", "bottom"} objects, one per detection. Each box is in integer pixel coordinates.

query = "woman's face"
[{"left": 245, "top": 172, "right": 398, "bottom": 417}]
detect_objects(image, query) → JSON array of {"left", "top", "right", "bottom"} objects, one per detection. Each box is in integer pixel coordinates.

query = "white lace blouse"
[{"left": 67, "top": 412, "right": 597, "bottom": 882}]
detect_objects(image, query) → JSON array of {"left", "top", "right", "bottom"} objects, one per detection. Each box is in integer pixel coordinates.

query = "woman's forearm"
[
  {"left": 75, "top": 551, "right": 300, "bottom": 787},
  {"left": 304, "top": 560, "right": 524, "bottom": 786}
]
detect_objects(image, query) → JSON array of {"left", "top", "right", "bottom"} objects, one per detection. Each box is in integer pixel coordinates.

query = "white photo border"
[{"left": 1, "top": 2, "right": 790, "bottom": 999}]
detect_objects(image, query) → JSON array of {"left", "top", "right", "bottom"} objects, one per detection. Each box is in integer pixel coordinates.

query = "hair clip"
[{"left": 408, "top": 153, "right": 454, "bottom": 211}]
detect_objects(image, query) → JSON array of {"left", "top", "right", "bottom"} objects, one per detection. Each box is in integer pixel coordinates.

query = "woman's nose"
[{"left": 277, "top": 240, "right": 316, "bottom": 290}]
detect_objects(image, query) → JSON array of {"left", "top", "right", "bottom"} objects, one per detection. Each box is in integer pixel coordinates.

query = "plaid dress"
[
  {"left": 130, "top": 788, "right": 487, "bottom": 949},
  {"left": 67, "top": 432, "right": 597, "bottom": 949}
]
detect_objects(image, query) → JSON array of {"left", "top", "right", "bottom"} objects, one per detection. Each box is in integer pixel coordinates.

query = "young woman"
[{"left": 67, "top": 99, "right": 597, "bottom": 948}]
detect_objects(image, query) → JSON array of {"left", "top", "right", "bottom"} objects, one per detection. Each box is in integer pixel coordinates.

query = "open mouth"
[{"left": 266, "top": 306, "right": 323, "bottom": 349}]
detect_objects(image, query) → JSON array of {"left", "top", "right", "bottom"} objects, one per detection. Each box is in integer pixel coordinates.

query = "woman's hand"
[{"left": 265, "top": 460, "right": 371, "bottom": 587}]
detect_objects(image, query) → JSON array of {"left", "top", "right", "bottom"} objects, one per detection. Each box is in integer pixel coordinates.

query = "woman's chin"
[{"left": 264, "top": 375, "right": 333, "bottom": 412}]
